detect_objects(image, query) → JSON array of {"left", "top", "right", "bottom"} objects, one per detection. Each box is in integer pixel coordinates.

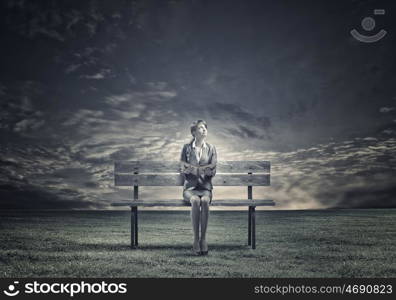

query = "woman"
[{"left": 180, "top": 120, "right": 217, "bottom": 255}]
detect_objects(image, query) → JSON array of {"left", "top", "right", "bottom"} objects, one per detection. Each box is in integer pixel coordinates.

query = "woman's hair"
[{"left": 190, "top": 119, "right": 207, "bottom": 139}]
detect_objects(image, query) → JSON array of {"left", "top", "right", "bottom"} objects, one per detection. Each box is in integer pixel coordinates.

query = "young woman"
[{"left": 180, "top": 120, "right": 217, "bottom": 255}]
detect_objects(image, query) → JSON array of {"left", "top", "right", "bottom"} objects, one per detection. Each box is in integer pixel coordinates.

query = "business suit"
[{"left": 180, "top": 141, "right": 217, "bottom": 201}]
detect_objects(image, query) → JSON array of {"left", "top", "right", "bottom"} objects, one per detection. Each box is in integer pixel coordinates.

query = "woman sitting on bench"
[{"left": 180, "top": 120, "right": 217, "bottom": 255}]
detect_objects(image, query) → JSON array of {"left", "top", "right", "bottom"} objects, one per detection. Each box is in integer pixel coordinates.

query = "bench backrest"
[{"left": 114, "top": 161, "right": 270, "bottom": 187}]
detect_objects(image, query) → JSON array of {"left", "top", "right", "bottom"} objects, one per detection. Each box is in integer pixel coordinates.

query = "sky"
[{"left": 0, "top": 0, "right": 395, "bottom": 210}]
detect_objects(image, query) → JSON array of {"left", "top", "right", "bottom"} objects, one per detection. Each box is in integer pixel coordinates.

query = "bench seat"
[{"left": 112, "top": 199, "right": 275, "bottom": 207}]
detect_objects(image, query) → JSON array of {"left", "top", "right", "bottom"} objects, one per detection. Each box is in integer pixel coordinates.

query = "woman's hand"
[
  {"left": 181, "top": 163, "right": 198, "bottom": 176},
  {"left": 184, "top": 165, "right": 194, "bottom": 175},
  {"left": 203, "top": 167, "right": 214, "bottom": 177},
  {"left": 181, "top": 162, "right": 216, "bottom": 177}
]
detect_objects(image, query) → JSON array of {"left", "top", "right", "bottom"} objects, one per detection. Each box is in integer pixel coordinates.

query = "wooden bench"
[{"left": 111, "top": 161, "right": 274, "bottom": 249}]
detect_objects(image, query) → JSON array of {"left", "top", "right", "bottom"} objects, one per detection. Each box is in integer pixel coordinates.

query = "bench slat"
[
  {"left": 115, "top": 174, "right": 270, "bottom": 186},
  {"left": 115, "top": 161, "right": 270, "bottom": 173},
  {"left": 111, "top": 199, "right": 275, "bottom": 207}
]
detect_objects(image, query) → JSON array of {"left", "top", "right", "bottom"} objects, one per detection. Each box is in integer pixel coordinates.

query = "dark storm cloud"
[
  {"left": 208, "top": 102, "right": 271, "bottom": 129},
  {"left": 227, "top": 126, "right": 261, "bottom": 139},
  {"left": 0, "top": 82, "right": 46, "bottom": 134},
  {"left": 0, "top": 184, "right": 103, "bottom": 209},
  {"left": 2, "top": 0, "right": 116, "bottom": 42},
  {"left": 206, "top": 102, "right": 272, "bottom": 142},
  {"left": 0, "top": 145, "right": 106, "bottom": 209},
  {"left": 338, "top": 185, "right": 396, "bottom": 209},
  {"left": 379, "top": 107, "right": 395, "bottom": 113}
]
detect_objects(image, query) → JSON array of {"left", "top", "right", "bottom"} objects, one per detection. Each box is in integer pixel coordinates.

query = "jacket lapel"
[
  {"left": 188, "top": 144, "right": 199, "bottom": 165},
  {"left": 199, "top": 145, "right": 209, "bottom": 165}
]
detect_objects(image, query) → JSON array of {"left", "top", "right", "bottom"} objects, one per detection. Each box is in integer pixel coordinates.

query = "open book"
[{"left": 180, "top": 162, "right": 216, "bottom": 177}]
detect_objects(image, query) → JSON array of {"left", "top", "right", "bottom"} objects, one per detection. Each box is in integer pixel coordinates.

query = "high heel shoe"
[
  {"left": 200, "top": 239, "right": 208, "bottom": 255},
  {"left": 193, "top": 240, "right": 201, "bottom": 255}
]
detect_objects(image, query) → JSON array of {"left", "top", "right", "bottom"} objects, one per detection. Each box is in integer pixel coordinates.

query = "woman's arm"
[
  {"left": 180, "top": 144, "right": 199, "bottom": 176},
  {"left": 212, "top": 145, "right": 217, "bottom": 176},
  {"left": 179, "top": 144, "right": 189, "bottom": 174},
  {"left": 203, "top": 145, "right": 217, "bottom": 177}
]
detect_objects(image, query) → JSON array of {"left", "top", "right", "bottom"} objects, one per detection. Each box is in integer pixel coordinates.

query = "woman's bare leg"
[
  {"left": 190, "top": 195, "right": 201, "bottom": 252},
  {"left": 200, "top": 195, "right": 210, "bottom": 253}
]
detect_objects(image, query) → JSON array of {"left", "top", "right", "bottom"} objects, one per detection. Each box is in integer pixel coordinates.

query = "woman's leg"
[
  {"left": 200, "top": 191, "right": 211, "bottom": 253},
  {"left": 184, "top": 190, "right": 201, "bottom": 252},
  {"left": 190, "top": 195, "right": 201, "bottom": 248}
]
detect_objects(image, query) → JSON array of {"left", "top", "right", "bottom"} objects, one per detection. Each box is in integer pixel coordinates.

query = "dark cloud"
[
  {"left": 0, "top": 184, "right": 103, "bottom": 210},
  {"left": 227, "top": 126, "right": 261, "bottom": 139},
  {"left": 109, "top": 147, "right": 137, "bottom": 161},
  {"left": 337, "top": 185, "right": 396, "bottom": 208}
]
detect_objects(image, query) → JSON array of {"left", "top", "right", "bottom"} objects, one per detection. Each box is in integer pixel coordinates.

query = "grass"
[{"left": 0, "top": 209, "right": 395, "bottom": 277}]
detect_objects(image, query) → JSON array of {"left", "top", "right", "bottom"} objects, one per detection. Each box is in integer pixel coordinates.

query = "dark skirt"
[{"left": 183, "top": 189, "right": 212, "bottom": 203}]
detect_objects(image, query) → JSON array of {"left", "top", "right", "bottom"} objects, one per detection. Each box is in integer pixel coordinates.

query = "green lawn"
[{"left": 0, "top": 209, "right": 395, "bottom": 277}]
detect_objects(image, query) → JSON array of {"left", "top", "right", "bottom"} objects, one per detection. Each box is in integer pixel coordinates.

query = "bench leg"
[
  {"left": 251, "top": 206, "right": 256, "bottom": 249},
  {"left": 248, "top": 207, "right": 252, "bottom": 246},
  {"left": 134, "top": 206, "right": 138, "bottom": 246},
  {"left": 130, "top": 206, "right": 138, "bottom": 248}
]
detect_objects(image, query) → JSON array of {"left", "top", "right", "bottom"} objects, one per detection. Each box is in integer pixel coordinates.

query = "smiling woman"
[{"left": 180, "top": 120, "right": 217, "bottom": 255}]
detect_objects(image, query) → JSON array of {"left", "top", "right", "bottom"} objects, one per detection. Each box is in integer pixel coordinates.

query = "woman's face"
[{"left": 194, "top": 123, "right": 207, "bottom": 139}]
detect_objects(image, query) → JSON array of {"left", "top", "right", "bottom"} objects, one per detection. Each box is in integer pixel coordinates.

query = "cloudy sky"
[{"left": 0, "top": 0, "right": 395, "bottom": 210}]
